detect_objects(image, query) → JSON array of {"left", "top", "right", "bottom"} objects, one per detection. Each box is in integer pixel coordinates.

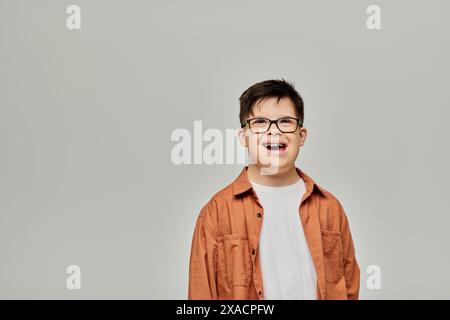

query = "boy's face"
[{"left": 238, "top": 97, "right": 307, "bottom": 175}]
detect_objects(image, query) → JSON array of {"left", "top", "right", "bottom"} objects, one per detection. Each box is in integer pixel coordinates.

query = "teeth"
[{"left": 264, "top": 143, "right": 285, "bottom": 150}]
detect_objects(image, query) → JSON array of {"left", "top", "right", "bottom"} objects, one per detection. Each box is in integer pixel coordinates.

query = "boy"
[{"left": 188, "top": 79, "right": 360, "bottom": 300}]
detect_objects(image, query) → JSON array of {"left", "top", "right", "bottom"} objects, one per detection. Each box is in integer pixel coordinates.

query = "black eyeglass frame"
[{"left": 241, "top": 117, "right": 303, "bottom": 134}]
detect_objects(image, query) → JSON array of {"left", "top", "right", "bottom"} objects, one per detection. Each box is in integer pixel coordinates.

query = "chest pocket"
[
  {"left": 321, "top": 230, "right": 344, "bottom": 283},
  {"left": 217, "top": 234, "right": 253, "bottom": 288}
]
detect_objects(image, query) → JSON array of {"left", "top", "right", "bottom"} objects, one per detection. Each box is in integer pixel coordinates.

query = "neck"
[{"left": 247, "top": 164, "right": 300, "bottom": 187}]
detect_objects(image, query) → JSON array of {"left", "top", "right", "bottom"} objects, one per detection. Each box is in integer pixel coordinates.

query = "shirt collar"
[{"left": 232, "top": 166, "right": 324, "bottom": 196}]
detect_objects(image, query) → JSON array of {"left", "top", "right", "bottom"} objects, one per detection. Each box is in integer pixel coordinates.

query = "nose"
[{"left": 267, "top": 121, "right": 282, "bottom": 135}]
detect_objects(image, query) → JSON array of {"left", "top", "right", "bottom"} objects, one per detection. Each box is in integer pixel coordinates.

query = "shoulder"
[
  {"left": 299, "top": 169, "right": 346, "bottom": 216},
  {"left": 197, "top": 179, "right": 236, "bottom": 226},
  {"left": 312, "top": 183, "right": 350, "bottom": 229},
  {"left": 315, "top": 184, "right": 344, "bottom": 209}
]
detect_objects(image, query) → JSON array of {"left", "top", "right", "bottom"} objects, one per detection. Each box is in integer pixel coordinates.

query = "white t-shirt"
[{"left": 251, "top": 178, "right": 317, "bottom": 300}]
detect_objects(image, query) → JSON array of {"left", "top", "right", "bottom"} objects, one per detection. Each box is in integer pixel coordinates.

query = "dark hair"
[{"left": 239, "top": 78, "right": 304, "bottom": 126}]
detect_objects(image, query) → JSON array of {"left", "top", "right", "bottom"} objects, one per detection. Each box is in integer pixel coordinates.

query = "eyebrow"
[{"left": 251, "top": 115, "right": 296, "bottom": 119}]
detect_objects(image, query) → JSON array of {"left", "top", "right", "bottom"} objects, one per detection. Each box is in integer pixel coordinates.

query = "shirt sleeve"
[
  {"left": 339, "top": 201, "right": 361, "bottom": 300},
  {"left": 188, "top": 204, "right": 218, "bottom": 300}
]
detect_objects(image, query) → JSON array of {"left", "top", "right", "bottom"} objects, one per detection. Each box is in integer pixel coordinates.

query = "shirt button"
[{"left": 256, "top": 213, "right": 262, "bottom": 218}]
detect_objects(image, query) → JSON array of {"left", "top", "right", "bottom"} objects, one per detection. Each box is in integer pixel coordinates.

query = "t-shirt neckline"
[{"left": 250, "top": 178, "right": 305, "bottom": 193}]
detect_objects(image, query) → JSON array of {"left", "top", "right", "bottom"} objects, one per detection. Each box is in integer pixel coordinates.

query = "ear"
[
  {"left": 299, "top": 127, "right": 308, "bottom": 147},
  {"left": 237, "top": 127, "right": 248, "bottom": 148}
]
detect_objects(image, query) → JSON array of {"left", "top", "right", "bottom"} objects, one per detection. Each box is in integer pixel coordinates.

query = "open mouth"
[{"left": 263, "top": 143, "right": 287, "bottom": 151}]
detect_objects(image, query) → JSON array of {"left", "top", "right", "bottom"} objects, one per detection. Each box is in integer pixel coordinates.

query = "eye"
[
  {"left": 279, "top": 118, "right": 293, "bottom": 124},
  {"left": 253, "top": 119, "right": 268, "bottom": 124}
]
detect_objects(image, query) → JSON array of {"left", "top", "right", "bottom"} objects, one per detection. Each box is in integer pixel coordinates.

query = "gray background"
[{"left": 1, "top": 0, "right": 449, "bottom": 299}]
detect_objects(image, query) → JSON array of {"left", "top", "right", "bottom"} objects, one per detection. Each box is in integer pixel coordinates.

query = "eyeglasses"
[{"left": 241, "top": 117, "right": 302, "bottom": 134}]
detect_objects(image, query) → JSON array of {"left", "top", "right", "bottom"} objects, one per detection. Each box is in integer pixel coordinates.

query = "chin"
[{"left": 254, "top": 159, "right": 293, "bottom": 175}]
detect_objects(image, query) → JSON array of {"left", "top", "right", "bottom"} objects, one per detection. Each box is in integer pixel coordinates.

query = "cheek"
[
  {"left": 292, "top": 134, "right": 303, "bottom": 145},
  {"left": 247, "top": 135, "right": 260, "bottom": 152},
  {"left": 287, "top": 138, "right": 301, "bottom": 153}
]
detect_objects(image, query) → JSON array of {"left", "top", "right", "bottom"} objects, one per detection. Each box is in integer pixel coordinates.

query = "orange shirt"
[{"left": 188, "top": 166, "right": 360, "bottom": 300}]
